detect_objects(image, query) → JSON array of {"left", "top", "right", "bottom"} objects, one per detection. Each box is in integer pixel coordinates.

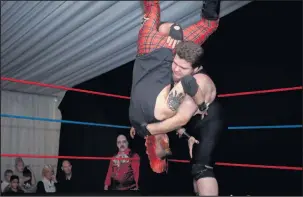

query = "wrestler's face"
[
  {"left": 117, "top": 135, "right": 128, "bottom": 152},
  {"left": 172, "top": 54, "right": 196, "bottom": 82}
]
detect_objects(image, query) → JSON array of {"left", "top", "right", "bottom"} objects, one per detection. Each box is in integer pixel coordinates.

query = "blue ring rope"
[
  {"left": 0, "top": 114, "right": 301, "bottom": 130},
  {"left": 0, "top": 114, "right": 130, "bottom": 129}
]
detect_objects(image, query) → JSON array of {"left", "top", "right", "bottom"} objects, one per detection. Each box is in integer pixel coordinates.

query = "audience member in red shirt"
[{"left": 104, "top": 135, "right": 140, "bottom": 191}]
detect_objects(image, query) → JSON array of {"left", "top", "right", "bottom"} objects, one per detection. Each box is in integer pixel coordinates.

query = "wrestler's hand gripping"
[{"left": 176, "top": 128, "right": 199, "bottom": 158}]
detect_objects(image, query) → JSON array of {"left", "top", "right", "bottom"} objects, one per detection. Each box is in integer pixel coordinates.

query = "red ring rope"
[
  {"left": 1, "top": 153, "right": 302, "bottom": 171},
  {"left": 1, "top": 77, "right": 302, "bottom": 99}
]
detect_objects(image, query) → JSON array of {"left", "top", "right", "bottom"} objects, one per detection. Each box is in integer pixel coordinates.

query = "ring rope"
[
  {"left": 1, "top": 114, "right": 301, "bottom": 171},
  {"left": 1, "top": 153, "right": 302, "bottom": 171},
  {"left": 1, "top": 77, "right": 302, "bottom": 172},
  {"left": 1, "top": 77, "right": 302, "bottom": 99},
  {"left": 1, "top": 114, "right": 301, "bottom": 130},
  {"left": 1, "top": 114, "right": 130, "bottom": 129}
]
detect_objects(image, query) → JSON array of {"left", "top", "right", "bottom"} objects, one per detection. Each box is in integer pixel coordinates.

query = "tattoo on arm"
[{"left": 167, "top": 90, "right": 185, "bottom": 111}]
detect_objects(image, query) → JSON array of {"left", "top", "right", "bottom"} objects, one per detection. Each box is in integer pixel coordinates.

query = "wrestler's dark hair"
[{"left": 175, "top": 41, "right": 204, "bottom": 69}]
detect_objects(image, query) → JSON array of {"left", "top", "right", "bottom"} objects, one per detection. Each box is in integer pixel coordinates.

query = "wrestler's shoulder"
[
  {"left": 193, "top": 73, "right": 215, "bottom": 86},
  {"left": 193, "top": 72, "right": 210, "bottom": 80}
]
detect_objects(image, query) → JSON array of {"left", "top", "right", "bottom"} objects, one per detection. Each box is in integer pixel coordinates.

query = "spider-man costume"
[{"left": 129, "top": 0, "right": 220, "bottom": 173}]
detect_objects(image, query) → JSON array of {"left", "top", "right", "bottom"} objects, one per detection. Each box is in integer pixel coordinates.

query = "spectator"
[
  {"left": 2, "top": 175, "right": 24, "bottom": 195},
  {"left": 57, "top": 160, "right": 78, "bottom": 193},
  {"left": 36, "top": 165, "right": 57, "bottom": 194},
  {"left": 14, "top": 158, "right": 25, "bottom": 178},
  {"left": 1, "top": 170, "right": 13, "bottom": 192},
  {"left": 22, "top": 166, "right": 36, "bottom": 193},
  {"left": 14, "top": 157, "right": 36, "bottom": 193},
  {"left": 104, "top": 134, "right": 140, "bottom": 191}
]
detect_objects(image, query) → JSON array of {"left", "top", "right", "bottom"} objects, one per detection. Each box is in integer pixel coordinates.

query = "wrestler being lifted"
[{"left": 129, "top": 0, "right": 220, "bottom": 173}]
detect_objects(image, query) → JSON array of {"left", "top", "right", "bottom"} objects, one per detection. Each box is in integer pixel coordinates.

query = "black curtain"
[{"left": 57, "top": 1, "right": 302, "bottom": 195}]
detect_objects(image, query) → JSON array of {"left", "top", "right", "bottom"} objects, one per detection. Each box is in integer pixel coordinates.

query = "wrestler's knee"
[
  {"left": 191, "top": 164, "right": 214, "bottom": 181},
  {"left": 180, "top": 75, "right": 199, "bottom": 97},
  {"left": 197, "top": 177, "right": 218, "bottom": 196},
  {"left": 191, "top": 164, "right": 218, "bottom": 196}
]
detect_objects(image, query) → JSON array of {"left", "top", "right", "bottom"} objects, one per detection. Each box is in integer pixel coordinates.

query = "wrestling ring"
[{"left": 1, "top": 76, "right": 302, "bottom": 195}]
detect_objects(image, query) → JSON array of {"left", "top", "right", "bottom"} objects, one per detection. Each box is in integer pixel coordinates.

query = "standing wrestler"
[
  {"left": 129, "top": 0, "right": 220, "bottom": 173},
  {"left": 135, "top": 40, "right": 224, "bottom": 197},
  {"left": 134, "top": 42, "right": 224, "bottom": 195},
  {"left": 104, "top": 135, "right": 140, "bottom": 191}
]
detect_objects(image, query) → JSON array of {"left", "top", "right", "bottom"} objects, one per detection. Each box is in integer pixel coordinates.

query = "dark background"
[{"left": 57, "top": 1, "right": 302, "bottom": 196}]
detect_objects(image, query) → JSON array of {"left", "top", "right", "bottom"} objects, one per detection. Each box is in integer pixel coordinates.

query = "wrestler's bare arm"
[
  {"left": 147, "top": 95, "right": 198, "bottom": 135},
  {"left": 194, "top": 73, "right": 217, "bottom": 105},
  {"left": 146, "top": 74, "right": 216, "bottom": 135}
]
